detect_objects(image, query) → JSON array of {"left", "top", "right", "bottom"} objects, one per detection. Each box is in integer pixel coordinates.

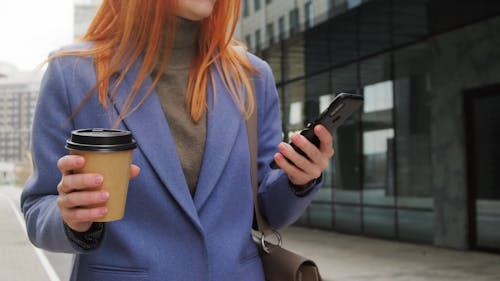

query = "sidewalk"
[
  {"left": 0, "top": 187, "right": 54, "bottom": 281},
  {"left": 282, "top": 227, "right": 500, "bottom": 281},
  {"left": 2, "top": 185, "right": 500, "bottom": 281}
]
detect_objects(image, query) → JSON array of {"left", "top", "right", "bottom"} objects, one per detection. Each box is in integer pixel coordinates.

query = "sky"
[{"left": 0, "top": 0, "right": 74, "bottom": 71}]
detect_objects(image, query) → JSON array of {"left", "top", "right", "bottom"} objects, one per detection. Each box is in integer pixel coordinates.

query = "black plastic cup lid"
[{"left": 66, "top": 128, "right": 137, "bottom": 152}]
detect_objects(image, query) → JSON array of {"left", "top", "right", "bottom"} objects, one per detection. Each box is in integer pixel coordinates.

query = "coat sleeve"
[
  {"left": 20, "top": 56, "right": 90, "bottom": 254},
  {"left": 254, "top": 60, "right": 324, "bottom": 230}
]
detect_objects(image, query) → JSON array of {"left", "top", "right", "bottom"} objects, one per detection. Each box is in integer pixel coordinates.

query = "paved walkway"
[
  {"left": 0, "top": 187, "right": 54, "bottom": 281},
  {"left": 282, "top": 227, "right": 500, "bottom": 281},
  {"left": 2, "top": 185, "right": 500, "bottom": 281}
]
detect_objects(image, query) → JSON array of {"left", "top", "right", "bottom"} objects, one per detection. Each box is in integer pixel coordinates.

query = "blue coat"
[{"left": 21, "top": 43, "right": 322, "bottom": 281}]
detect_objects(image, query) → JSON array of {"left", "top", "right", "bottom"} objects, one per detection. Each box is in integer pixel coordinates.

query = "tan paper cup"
[{"left": 66, "top": 128, "right": 137, "bottom": 222}]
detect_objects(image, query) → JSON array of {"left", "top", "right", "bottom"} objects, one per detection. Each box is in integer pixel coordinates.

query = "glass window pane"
[
  {"left": 334, "top": 205, "right": 361, "bottom": 233},
  {"left": 289, "top": 8, "right": 300, "bottom": 35},
  {"left": 392, "top": 0, "right": 428, "bottom": 46},
  {"left": 333, "top": 118, "right": 362, "bottom": 204},
  {"left": 255, "top": 29, "right": 261, "bottom": 51},
  {"left": 266, "top": 23, "right": 275, "bottom": 46},
  {"left": 306, "top": 22, "right": 330, "bottom": 74},
  {"left": 283, "top": 35, "right": 305, "bottom": 80},
  {"left": 310, "top": 203, "right": 333, "bottom": 229},
  {"left": 363, "top": 207, "right": 395, "bottom": 238},
  {"left": 306, "top": 72, "right": 330, "bottom": 118},
  {"left": 359, "top": 0, "right": 390, "bottom": 57},
  {"left": 263, "top": 45, "right": 282, "bottom": 84},
  {"left": 244, "top": 0, "right": 250, "bottom": 17},
  {"left": 314, "top": 182, "right": 332, "bottom": 202},
  {"left": 361, "top": 54, "right": 394, "bottom": 207},
  {"left": 394, "top": 43, "right": 433, "bottom": 207},
  {"left": 254, "top": 0, "right": 261, "bottom": 11},
  {"left": 283, "top": 79, "right": 306, "bottom": 134},
  {"left": 331, "top": 64, "right": 358, "bottom": 94},
  {"left": 305, "top": 2, "right": 314, "bottom": 29},
  {"left": 397, "top": 210, "right": 433, "bottom": 243},
  {"left": 331, "top": 65, "right": 361, "bottom": 204},
  {"left": 477, "top": 200, "right": 500, "bottom": 249},
  {"left": 330, "top": 15, "right": 357, "bottom": 66},
  {"left": 279, "top": 16, "right": 286, "bottom": 40}
]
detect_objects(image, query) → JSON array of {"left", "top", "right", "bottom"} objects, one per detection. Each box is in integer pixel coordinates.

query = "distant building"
[
  {"left": 74, "top": 0, "right": 102, "bottom": 41},
  {"left": 0, "top": 63, "right": 40, "bottom": 164}
]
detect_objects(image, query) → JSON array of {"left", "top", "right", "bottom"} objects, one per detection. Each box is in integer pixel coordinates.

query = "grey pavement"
[
  {"left": 0, "top": 185, "right": 72, "bottom": 281},
  {"left": 2, "top": 185, "right": 500, "bottom": 281},
  {"left": 282, "top": 228, "right": 500, "bottom": 281}
]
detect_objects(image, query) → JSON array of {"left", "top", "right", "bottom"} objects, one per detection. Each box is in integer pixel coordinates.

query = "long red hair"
[{"left": 56, "top": 0, "right": 255, "bottom": 125}]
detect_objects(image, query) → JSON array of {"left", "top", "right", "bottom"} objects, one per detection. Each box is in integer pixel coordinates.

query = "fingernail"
[
  {"left": 95, "top": 176, "right": 103, "bottom": 184},
  {"left": 101, "top": 191, "right": 109, "bottom": 200},
  {"left": 100, "top": 208, "right": 108, "bottom": 216},
  {"left": 76, "top": 157, "right": 84, "bottom": 165},
  {"left": 279, "top": 143, "right": 289, "bottom": 151}
]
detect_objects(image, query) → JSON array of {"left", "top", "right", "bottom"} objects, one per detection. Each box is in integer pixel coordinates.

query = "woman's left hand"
[{"left": 273, "top": 125, "right": 334, "bottom": 186}]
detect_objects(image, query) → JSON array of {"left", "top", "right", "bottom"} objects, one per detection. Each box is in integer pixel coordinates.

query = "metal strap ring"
[{"left": 260, "top": 230, "right": 282, "bottom": 254}]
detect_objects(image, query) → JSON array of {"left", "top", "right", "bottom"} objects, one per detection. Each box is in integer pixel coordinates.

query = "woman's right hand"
[{"left": 56, "top": 155, "right": 140, "bottom": 232}]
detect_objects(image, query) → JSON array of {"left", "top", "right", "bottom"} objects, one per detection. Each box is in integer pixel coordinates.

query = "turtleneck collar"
[{"left": 161, "top": 17, "right": 199, "bottom": 71}]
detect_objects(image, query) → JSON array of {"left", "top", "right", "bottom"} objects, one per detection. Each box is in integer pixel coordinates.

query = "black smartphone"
[{"left": 270, "top": 92, "right": 364, "bottom": 169}]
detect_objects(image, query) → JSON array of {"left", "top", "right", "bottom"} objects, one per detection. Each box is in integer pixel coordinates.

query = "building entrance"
[{"left": 465, "top": 86, "right": 500, "bottom": 252}]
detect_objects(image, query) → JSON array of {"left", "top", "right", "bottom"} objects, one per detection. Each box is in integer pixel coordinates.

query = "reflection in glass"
[
  {"left": 334, "top": 205, "right": 361, "bottom": 233},
  {"left": 331, "top": 64, "right": 358, "bottom": 94},
  {"left": 283, "top": 35, "right": 305, "bottom": 80},
  {"left": 394, "top": 43, "right": 434, "bottom": 242},
  {"left": 310, "top": 203, "right": 333, "bottom": 229},
  {"left": 362, "top": 129, "right": 395, "bottom": 205},
  {"left": 392, "top": 0, "right": 428, "bottom": 46},
  {"left": 283, "top": 79, "right": 305, "bottom": 134},
  {"left": 306, "top": 22, "right": 330, "bottom": 74},
  {"left": 359, "top": 0, "right": 390, "bottom": 57},
  {"left": 263, "top": 45, "right": 282, "bottom": 84},
  {"left": 289, "top": 102, "right": 303, "bottom": 126},
  {"left": 361, "top": 79, "right": 394, "bottom": 207},
  {"left": 319, "top": 94, "right": 334, "bottom": 112},
  {"left": 330, "top": 16, "right": 357, "bottom": 66},
  {"left": 331, "top": 64, "right": 361, "bottom": 205},
  {"left": 398, "top": 210, "right": 433, "bottom": 243},
  {"left": 363, "top": 207, "right": 395, "bottom": 238}
]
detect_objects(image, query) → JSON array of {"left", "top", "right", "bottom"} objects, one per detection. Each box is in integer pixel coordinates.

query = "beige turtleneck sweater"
[{"left": 154, "top": 19, "right": 206, "bottom": 197}]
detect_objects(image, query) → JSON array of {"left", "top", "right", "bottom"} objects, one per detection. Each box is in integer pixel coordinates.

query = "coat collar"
[{"left": 111, "top": 59, "right": 243, "bottom": 228}]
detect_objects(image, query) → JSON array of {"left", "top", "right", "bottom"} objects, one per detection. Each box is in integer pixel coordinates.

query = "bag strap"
[
  {"left": 234, "top": 44, "right": 272, "bottom": 236},
  {"left": 245, "top": 73, "right": 273, "bottom": 237}
]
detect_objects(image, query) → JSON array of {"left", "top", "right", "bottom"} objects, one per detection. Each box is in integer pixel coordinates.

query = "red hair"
[{"left": 56, "top": 0, "right": 255, "bottom": 125}]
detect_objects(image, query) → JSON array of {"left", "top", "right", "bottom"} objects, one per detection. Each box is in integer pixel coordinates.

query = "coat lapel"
[
  {"left": 110, "top": 61, "right": 201, "bottom": 231},
  {"left": 194, "top": 71, "right": 243, "bottom": 210}
]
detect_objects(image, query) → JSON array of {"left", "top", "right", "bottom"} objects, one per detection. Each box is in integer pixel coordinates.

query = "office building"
[
  {"left": 0, "top": 63, "right": 40, "bottom": 164},
  {"left": 74, "top": 0, "right": 102, "bottom": 40},
  {"left": 239, "top": 0, "right": 500, "bottom": 252}
]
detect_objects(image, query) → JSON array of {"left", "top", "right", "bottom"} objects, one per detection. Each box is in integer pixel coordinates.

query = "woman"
[{"left": 21, "top": 0, "right": 334, "bottom": 280}]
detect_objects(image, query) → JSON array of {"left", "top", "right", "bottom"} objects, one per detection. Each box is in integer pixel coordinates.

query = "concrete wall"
[{"left": 429, "top": 16, "right": 500, "bottom": 249}]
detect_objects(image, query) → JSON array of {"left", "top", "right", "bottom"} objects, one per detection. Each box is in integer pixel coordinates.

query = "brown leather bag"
[{"left": 246, "top": 102, "right": 322, "bottom": 281}]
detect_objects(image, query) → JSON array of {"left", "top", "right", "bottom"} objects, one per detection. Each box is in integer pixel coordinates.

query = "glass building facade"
[{"left": 243, "top": 0, "right": 500, "bottom": 252}]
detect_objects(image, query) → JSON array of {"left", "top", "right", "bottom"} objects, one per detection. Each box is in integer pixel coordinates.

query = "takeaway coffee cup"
[{"left": 66, "top": 128, "right": 137, "bottom": 222}]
